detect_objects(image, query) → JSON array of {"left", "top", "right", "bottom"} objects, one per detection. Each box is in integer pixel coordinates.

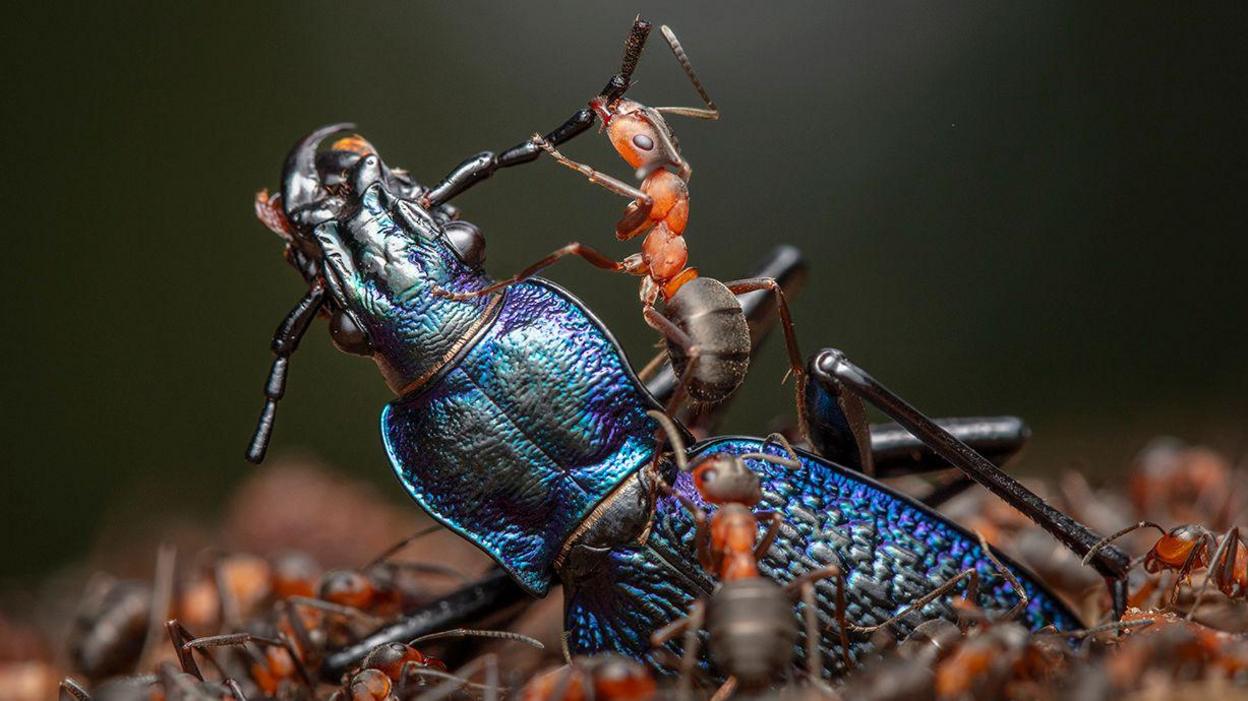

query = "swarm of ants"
[{"left": 2, "top": 438, "right": 1245, "bottom": 701}]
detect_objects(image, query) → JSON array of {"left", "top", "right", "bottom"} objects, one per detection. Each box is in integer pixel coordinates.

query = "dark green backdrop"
[{"left": 4, "top": 2, "right": 1246, "bottom": 581}]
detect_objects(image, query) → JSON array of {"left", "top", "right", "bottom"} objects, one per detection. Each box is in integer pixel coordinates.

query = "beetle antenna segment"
[
  {"left": 245, "top": 279, "right": 326, "bottom": 464},
  {"left": 619, "top": 17, "right": 654, "bottom": 85}
]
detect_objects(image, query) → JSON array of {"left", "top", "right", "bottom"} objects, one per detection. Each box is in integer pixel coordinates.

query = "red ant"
[
  {"left": 520, "top": 654, "right": 656, "bottom": 701},
  {"left": 434, "top": 22, "right": 804, "bottom": 410},
  {"left": 644, "top": 411, "right": 847, "bottom": 696},
  {"left": 1083, "top": 521, "right": 1248, "bottom": 610}
]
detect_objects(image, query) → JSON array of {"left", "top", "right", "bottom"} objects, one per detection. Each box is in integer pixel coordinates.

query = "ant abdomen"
[
  {"left": 706, "top": 578, "right": 797, "bottom": 686},
  {"left": 663, "top": 277, "right": 750, "bottom": 403}
]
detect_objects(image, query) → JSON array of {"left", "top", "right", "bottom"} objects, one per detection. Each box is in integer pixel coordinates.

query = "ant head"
[
  {"left": 361, "top": 642, "right": 427, "bottom": 679},
  {"left": 318, "top": 569, "right": 375, "bottom": 609},
  {"left": 1145, "top": 524, "right": 1213, "bottom": 572},
  {"left": 691, "top": 455, "right": 762, "bottom": 506},
  {"left": 592, "top": 98, "right": 684, "bottom": 178}
]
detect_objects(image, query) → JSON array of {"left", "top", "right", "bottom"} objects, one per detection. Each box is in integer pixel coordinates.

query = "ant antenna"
[
  {"left": 410, "top": 628, "right": 545, "bottom": 650},
  {"left": 647, "top": 409, "right": 689, "bottom": 471},
  {"left": 656, "top": 25, "right": 719, "bottom": 120},
  {"left": 1081, "top": 521, "right": 1167, "bottom": 566},
  {"left": 364, "top": 524, "right": 444, "bottom": 569}
]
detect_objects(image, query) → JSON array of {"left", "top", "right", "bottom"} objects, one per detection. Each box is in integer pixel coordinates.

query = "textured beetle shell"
[
  {"left": 562, "top": 438, "right": 1080, "bottom": 678},
  {"left": 383, "top": 279, "right": 661, "bottom": 595},
  {"left": 663, "top": 277, "right": 750, "bottom": 403}
]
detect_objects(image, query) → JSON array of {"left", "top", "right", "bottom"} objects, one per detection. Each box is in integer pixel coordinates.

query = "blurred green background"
[{"left": 3, "top": 2, "right": 1245, "bottom": 582}]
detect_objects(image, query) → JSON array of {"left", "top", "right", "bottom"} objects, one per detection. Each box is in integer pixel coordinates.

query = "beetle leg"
[{"left": 810, "top": 348, "right": 1134, "bottom": 618}]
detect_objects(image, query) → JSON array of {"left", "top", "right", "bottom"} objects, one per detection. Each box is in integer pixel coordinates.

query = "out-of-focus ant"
[
  {"left": 435, "top": 22, "right": 804, "bottom": 410},
  {"left": 520, "top": 654, "right": 656, "bottom": 701},
  {"left": 645, "top": 411, "right": 847, "bottom": 696},
  {"left": 1084, "top": 521, "right": 1248, "bottom": 611}
]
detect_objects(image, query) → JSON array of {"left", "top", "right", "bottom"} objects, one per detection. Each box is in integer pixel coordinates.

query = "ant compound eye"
[{"left": 631, "top": 134, "right": 655, "bottom": 151}]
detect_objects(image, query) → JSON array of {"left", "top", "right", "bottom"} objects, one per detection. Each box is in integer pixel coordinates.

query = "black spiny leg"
[
  {"left": 245, "top": 279, "right": 326, "bottom": 464},
  {"left": 319, "top": 567, "right": 530, "bottom": 682},
  {"left": 808, "top": 348, "right": 1132, "bottom": 618},
  {"left": 421, "top": 19, "right": 653, "bottom": 208},
  {"left": 869, "top": 416, "right": 1031, "bottom": 478}
]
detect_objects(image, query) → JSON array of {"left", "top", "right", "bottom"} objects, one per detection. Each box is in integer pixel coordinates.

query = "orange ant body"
[
  {"left": 645, "top": 411, "right": 847, "bottom": 695},
  {"left": 435, "top": 22, "right": 804, "bottom": 408},
  {"left": 1085, "top": 522, "right": 1248, "bottom": 608},
  {"left": 520, "top": 654, "right": 656, "bottom": 701}
]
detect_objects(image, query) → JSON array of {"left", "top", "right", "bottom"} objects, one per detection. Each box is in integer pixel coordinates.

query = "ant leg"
[
  {"left": 784, "top": 565, "right": 851, "bottom": 672},
  {"left": 412, "top": 653, "right": 503, "bottom": 701},
  {"left": 433, "top": 242, "right": 624, "bottom": 301},
  {"left": 362, "top": 524, "right": 443, "bottom": 568},
  {"left": 245, "top": 278, "right": 326, "bottom": 464},
  {"left": 166, "top": 620, "right": 204, "bottom": 680},
  {"left": 642, "top": 306, "right": 701, "bottom": 415},
  {"left": 531, "top": 136, "right": 654, "bottom": 203},
  {"left": 182, "top": 630, "right": 314, "bottom": 688},
  {"left": 710, "top": 677, "right": 738, "bottom": 701},
  {"left": 810, "top": 348, "right": 1134, "bottom": 615},
  {"left": 752, "top": 512, "right": 784, "bottom": 561},
  {"left": 224, "top": 679, "right": 249, "bottom": 701},
  {"left": 136, "top": 543, "right": 176, "bottom": 672},
  {"left": 59, "top": 678, "right": 90, "bottom": 701},
  {"left": 651, "top": 601, "right": 704, "bottom": 701},
  {"left": 288, "top": 596, "right": 380, "bottom": 623},
  {"left": 846, "top": 569, "right": 980, "bottom": 636},
  {"left": 1187, "top": 527, "right": 1240, "bottom": 619},
  {"left": 721, "top": 277, "right": 803, "bottom": 384},
  {"left": 420, "top": 19, "right": 652, "bottom": 208},
  {"left": 646, "top": 410, "right": 714, "bottom": 569},
  {"left": 653, "top": 26, "right": 720, "bottom": 121}
]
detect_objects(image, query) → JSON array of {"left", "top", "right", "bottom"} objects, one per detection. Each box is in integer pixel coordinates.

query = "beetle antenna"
[
  {"left": 619, "top": 16, "right": 653, "bottom": 86},
  {"left": 245, "top": 280, "right": 326, "bottom": 463}
]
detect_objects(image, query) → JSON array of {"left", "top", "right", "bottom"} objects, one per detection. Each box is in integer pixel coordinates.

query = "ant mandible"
[{"left": 436, "top": 22, "right": 804, "bottom": 411}]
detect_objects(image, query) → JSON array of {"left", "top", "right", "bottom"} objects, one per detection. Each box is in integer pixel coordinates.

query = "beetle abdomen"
[{"left": 663, "top": 277, "right": 750, "bottom": 403}]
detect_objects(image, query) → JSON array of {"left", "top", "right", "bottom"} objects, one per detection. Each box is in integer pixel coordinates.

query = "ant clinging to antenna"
[{"left": 436, "top": 21, "right": 805, "bottom": 412}]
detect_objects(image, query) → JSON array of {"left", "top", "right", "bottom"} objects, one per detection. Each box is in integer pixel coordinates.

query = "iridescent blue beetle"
[{"left": 244, "top": 22, "right": 1131, "bottom": 683}]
